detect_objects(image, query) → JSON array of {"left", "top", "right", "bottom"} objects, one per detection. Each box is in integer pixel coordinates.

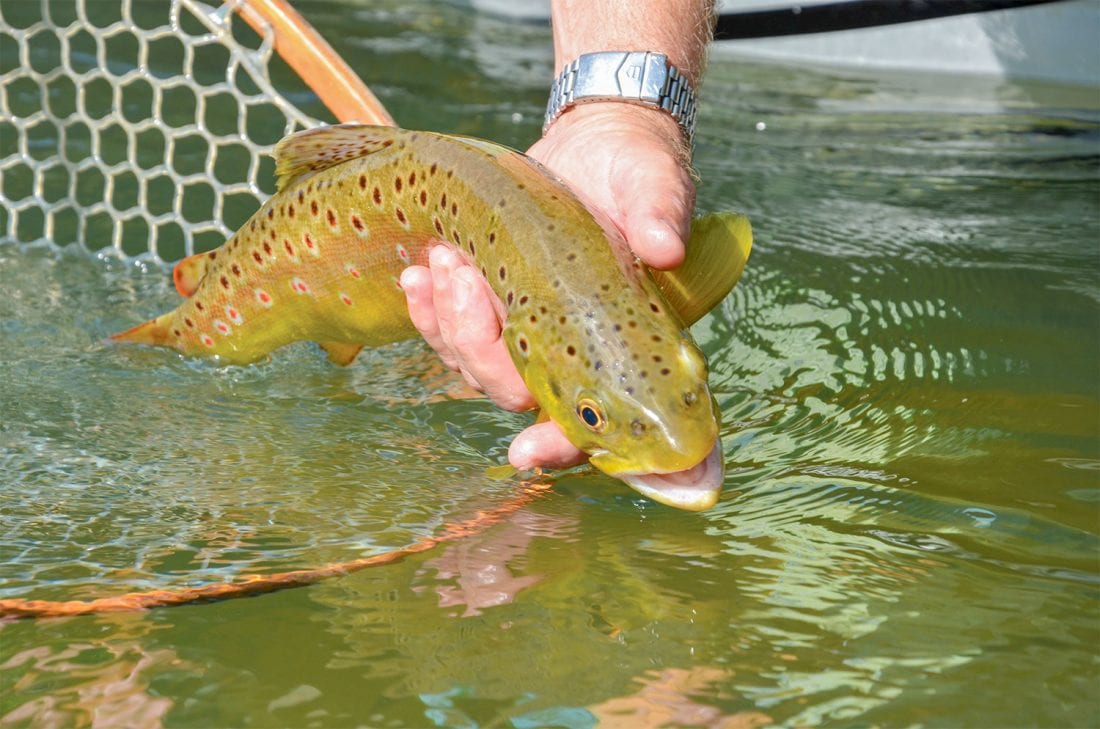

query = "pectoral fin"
[
  {"left": 650, "top": 212, "right": 753, "bottom": 327},
  {"left": 320, "top": 341, "right": 364, "bottom": 366}
]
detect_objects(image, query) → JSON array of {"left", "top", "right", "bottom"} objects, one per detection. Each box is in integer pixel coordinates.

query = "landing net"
[{"left": 0, "top": 0, "right": 388, "bottom": 263}]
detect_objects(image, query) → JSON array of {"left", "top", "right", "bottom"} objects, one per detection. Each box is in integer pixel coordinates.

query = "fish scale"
[{"left": 112, "top": 124, "right": 752, "bottom": 510}]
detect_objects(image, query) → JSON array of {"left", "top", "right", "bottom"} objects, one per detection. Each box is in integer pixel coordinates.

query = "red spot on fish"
[
  {"left": 284, "top": 239, "right": 295, "bottom": 257},
  {"left": 226, "top": 306, "right": 243, "bottom": 325},
  {"left": 201, "top": 334, "right": 215, "bottom": 347},
  {"left": 340, "top": 293, "right": 353, "bottom": 306},
  {"left": 346, "top": 264, "right": 361, "bottom": 279},
  {"left": 215, "top": 320, "right": 231, "bottom": 335},
  {"left": 396, "top": 244, "right": 408, "bottom": 261},
  {"left": 291, "top": 277, "right": 310, "bottom": 294},
  {"left": 256, "top": 289, "right": 272, "bottom": 307}
]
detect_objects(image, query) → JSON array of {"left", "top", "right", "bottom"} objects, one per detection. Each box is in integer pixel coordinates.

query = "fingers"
[
  {"left": 509, "top": 420, "right": 588, "bottom": 471},
  {"left": 402, "top": 245, "right": 535, "bottom": 412}
]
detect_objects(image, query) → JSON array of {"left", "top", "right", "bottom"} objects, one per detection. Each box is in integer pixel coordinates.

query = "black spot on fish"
[
  {"left": 263, "top": 242, "right": 272, "bottom": 256},
  {"left": 373, "top": 187, "right": 382, "bottom": 205},
  {"left": 184, "top": 318, "right": 194, "bottom": 328},
  {"left": 430, "top": 163, "right": 437, "bottom": 176},
  {"left": 651, "top": 334, "right": 661, "bottom": 342},
  {"left": 640, "top": 370, "right": 648, "bottom": 378},
  {"left": 558, "top": 316, "right": 566, "bottom": 324},
  {"left": 489, "top": 232, "right": 496, "bottom": 244},
  {"left": 394, "top": 176, "right": 402, "bottom": 192},
  {"left": 253, "top": 251, "right": 262, "bottom": 263},
  {"left": 434, "top": 218, "right": 443, "bottom": 236},
  {"left": 358, "top": 175, "right": 367, "bottom": 189},
  {"left": 498, "top": 266, "right": 506, "bottom": 281},
  {"left": 631, "top": 419, "right": 646, "bottom": 436},
  {"left": 566, "top": 345, "right": 576, "bottom": 356},
  {"left": 220, "top": 276, "right": 230, "bottom": 289},
  {"left": 409, "top": 171, "right": 416, "bottom": 186},
  {"left": 267, "top": 208, "right": 273, "bottom": 220},
  {"left": 506, "top": 291, "right": 514, "bottom": 305},
  {"left": 628, "top": 320, "right": 637, "bottom": 328},
  {"left": 613, "top": 324, "right": 622, "bottom": 332},
  {"left": 549, "top": 380, "right": 561, "bottom": 397},
  {"left": 683, "top": 391, "right": 697, "bottom": 406},
  {"left": 650, "top": 302, "right": 661, "bottom": 313},
  {"left": 548, "top": 224, "right": 555, "bottom": 232},
  {"left": 518, "top": 337, "right": 528, "bottom": 354},
  {"left": 661, "top": 368, "right": 671, "bottom": 376},
  {"left": 327, "top": 209, "right": 337, "bottom": 228},
  {"left": 519, "top": 295, "right": 528, "bottom": 305},
  {"left": 566, "top": 252, "right": 575, "bottom": 262},
  {"left": 288, "top": 204, "right": 295, "bottom": 218},
  {"left": 440, "top": 193, "right": 447, "bottom": 209},
  {"left": 419, "top": 190, "right": 428, "bottom": 206},
  {"left": 311, "top": 201, "right": 319, "bottom": 216},
  {"left": 195, "top": 301, "right": 204, "bottom": 311},
  {"left": 231, "top": 264, "right": 241, "bottom": 277},
  {"left": 594, "top": 360, "right": 603, "bottom": 370},
  {"left": 396, "top": 208, "right": 407, "bottom": 226}
]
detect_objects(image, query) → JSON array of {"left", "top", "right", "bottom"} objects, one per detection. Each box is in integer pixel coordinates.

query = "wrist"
[{"left": 543, "top": 50, "right": 698, "bottom": 149}]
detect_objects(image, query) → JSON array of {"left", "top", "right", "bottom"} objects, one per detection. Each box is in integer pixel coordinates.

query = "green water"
[{"left": 2, "top": 3, "right": 1099, "bottom": 727}]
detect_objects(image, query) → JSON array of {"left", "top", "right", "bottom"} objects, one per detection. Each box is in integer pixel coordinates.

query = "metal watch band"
[{"left": 543, "top": 51, "right": 698, "bottom": 146}]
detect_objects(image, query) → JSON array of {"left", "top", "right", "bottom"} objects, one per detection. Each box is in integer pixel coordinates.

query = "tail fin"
[{"left": 109, "top": 313, "right": 176, "bottom": 348}]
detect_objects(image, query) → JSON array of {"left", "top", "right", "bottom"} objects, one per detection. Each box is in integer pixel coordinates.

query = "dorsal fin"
[
  {"left": 273, "top": 124, "right": 401, "bottom": 192},
  {"left": 651, "top": 212, "right": 753, "bottom": 327},
  {"left": 172, "top": 250, "right": 216, "bottom": 297}
]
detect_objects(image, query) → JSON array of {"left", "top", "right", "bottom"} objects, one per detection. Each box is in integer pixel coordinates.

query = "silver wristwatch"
[{"left": 543, "top": 51, "right": 698, "bottom": 145}]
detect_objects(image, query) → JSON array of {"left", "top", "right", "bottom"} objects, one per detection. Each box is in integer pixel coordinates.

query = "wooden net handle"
[{"left": 232, "top": 0, "right": 395, "bottom": 125}]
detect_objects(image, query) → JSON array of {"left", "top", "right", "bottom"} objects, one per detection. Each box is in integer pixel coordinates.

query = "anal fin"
[{"left": 320, "top": 341, "right": 365, "bottom": 366}]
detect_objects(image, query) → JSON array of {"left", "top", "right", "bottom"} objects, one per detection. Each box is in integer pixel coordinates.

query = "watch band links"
[{"left": 543, "top": 51, "right": 698, "bottom": 146}]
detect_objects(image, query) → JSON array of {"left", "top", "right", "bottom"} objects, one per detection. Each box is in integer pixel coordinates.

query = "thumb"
[{"left": 614, "top": 161, "right": 695, "bottom": 270}]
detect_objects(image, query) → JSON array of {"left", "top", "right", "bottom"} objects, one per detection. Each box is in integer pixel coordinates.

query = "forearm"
[{"left": 548, "top": 0, "right": 715, "bottom": 85}]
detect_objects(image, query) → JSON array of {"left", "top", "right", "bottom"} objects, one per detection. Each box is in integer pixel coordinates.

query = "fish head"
[{"left": 506, "top": 288, "right": 725, "bottom": 512}]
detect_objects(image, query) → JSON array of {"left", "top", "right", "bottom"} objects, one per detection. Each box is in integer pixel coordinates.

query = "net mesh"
[{"left": 0, "top": 0, "right": 327, "bottom": 263}]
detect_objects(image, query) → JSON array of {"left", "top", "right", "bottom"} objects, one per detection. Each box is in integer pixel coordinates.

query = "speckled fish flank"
[{"left": 112, "top": 125, "right": 752, "bottom": 510}]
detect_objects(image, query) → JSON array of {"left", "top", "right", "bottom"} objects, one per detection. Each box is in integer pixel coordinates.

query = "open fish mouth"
[{"left": 619, "top": 440, "right": 725, "bottom": 511}]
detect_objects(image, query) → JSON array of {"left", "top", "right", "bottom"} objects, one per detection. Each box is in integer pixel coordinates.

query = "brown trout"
[{"left": 112, "top": 125, "right": 752, "bottom": 511}]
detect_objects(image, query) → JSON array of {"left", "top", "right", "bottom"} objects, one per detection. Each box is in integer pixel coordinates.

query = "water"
[{"left": 2, "top": 2, "right": 1099, "bottom": 727}]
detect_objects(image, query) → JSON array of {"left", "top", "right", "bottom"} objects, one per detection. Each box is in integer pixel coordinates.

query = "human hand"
[{"left": 400, "top": 104, "right": 696, "bottom": 471}]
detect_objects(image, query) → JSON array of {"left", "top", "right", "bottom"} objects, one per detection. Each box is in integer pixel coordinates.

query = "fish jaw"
[{"left": 610, "top": 440, "right": 725, "bottom": 512}]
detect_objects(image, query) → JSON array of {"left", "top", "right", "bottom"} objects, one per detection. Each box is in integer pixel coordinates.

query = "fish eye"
[{"left": 576, "top": 398, "right": 605, "bottom": 432}]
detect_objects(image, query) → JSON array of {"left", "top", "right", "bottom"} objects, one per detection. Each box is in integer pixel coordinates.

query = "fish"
[{"left": 111, "top": 124, "right": 752, "bottom": 511}]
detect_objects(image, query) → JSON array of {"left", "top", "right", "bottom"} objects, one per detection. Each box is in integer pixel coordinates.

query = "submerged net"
[{"left": 0, "top": 0, "right": 330, "bottom": 263}]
